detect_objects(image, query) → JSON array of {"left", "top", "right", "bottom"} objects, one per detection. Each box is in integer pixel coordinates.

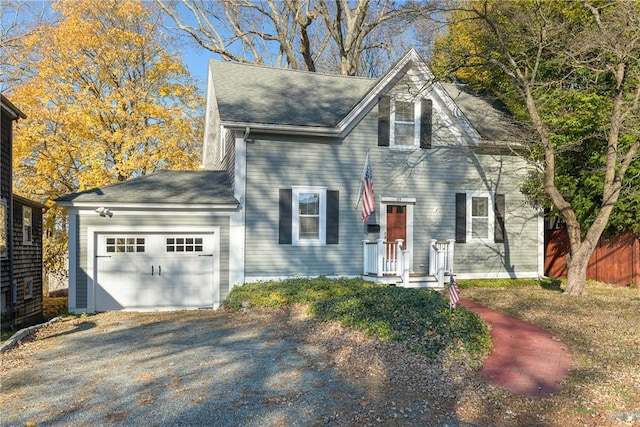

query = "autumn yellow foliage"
[{"left": 6, "top": 0, "right": 204, "bottom": 278}]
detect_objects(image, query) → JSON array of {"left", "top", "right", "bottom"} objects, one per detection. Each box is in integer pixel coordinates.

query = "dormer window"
[
  {"left": 392, "top": 100, "right": 417, "bottom": 147},
  {"left": 378, "top": 96, "right": 432, "bottom": 149}
]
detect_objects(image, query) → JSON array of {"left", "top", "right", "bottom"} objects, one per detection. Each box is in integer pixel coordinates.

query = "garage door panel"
[
  {"left": 156, "top": 258, "right": 213, "bottom": 308},
  {"left": 95, "top": 233, "right": 216, "bottom": 311},
  {"left": 96, "top": 255, "right": 151, "bottom": 310}
]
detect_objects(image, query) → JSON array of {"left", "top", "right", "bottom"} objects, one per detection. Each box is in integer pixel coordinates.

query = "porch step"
[
  {"left": 398, "top": 275, "right": 442, "bottom": 289},
  {"left": 363, "top": 274, "right": 444, "bottom": 289}
]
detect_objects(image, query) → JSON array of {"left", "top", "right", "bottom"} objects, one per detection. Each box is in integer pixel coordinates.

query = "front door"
[{"left": 386, "top": 205, "right": 407, "bottom": 246}]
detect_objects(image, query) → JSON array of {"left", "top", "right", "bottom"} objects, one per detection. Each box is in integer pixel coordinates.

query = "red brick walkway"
[{"left": 460, "top": 298, "right": 572, "bottom": 397}]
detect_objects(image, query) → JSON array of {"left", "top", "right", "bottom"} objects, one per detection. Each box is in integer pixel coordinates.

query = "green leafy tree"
[{"left": 430, "top": 0, "right": 640, "bottom": 295}]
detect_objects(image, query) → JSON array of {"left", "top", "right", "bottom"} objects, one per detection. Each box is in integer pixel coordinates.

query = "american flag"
[
  {"left": 361, "top": 155, "right": 375, "bottom": 222},
  {"left": 448, "top": 275, "right": 461, "bottom": 309}
]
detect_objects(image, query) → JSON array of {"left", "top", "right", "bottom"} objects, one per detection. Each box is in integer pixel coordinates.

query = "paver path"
[{"left": 460, "top": 298, "right": 572, "bottom": 397}]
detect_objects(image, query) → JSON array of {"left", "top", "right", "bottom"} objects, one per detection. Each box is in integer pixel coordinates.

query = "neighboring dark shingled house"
[{"left": 1, "top": 94, "right": 45, "bottom": 329}]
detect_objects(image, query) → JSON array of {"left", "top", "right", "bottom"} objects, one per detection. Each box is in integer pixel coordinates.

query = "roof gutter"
[
  {"left": 221, "top": 120, "right": 341, "bottom": 137},
  {"left": 56, "top": 201, "right": 239, "bottom": 210}
]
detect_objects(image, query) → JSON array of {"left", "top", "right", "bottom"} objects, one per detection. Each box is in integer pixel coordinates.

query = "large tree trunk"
[{"left": 564, "top": 245, "right": 590, "bottom": 296}]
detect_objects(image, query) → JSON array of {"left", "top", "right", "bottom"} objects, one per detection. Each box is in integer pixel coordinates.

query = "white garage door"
[{"left": 95, "top": 233, "right": 216, "bottom": 311}]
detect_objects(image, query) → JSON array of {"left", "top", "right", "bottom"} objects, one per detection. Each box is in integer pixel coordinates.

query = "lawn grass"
[
  {"left": 462, "top": 280, "right": 640, "bottom": 423},
  {"left": 456, "top": 277, "right": 561, "bottom": 288},
  {"left": 225, "top": 277, "right": 492, "bottom": 364}
]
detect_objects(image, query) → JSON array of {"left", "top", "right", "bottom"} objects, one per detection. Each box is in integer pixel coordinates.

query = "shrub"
[
  {"left": 225, "top": 277, "right": 491, "bottom": 364},
  {"left": 44, "top": 296, "right": 69, "bottom": 320}
]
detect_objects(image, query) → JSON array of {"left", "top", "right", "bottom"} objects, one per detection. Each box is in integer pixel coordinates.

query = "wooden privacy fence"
[{"left": 545, "top": 229, "right": 640, "bottom": 286}]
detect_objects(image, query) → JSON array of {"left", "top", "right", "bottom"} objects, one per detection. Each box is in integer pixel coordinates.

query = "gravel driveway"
[{"left": 1, "top": 308, "right": 482, "bottom": 427}]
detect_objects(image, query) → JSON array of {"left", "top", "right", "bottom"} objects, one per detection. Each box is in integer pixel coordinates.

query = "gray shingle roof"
[
  {"left": 210, "top": 61, "right": 377, "bottom": 128},
  {"left": 56, "top": 170, "right": 238, "bottom": 206},
  {"left": 440, "top": 83, "right": 521, "bottom": 142},
  {"left": 209, "top": 60, "right": 520, "bottom": 141}
]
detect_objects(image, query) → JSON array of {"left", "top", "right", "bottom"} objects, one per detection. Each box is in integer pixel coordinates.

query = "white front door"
[{"left": 95, "top": 233, "right": 215, "bottom": 311}]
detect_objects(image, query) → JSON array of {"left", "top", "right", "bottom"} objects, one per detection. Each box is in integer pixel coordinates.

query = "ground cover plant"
[{"left": 225, "top": 277, "right": 492, "bottom": 365}]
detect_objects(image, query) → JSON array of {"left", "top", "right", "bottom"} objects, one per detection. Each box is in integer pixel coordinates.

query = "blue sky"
[
  {"left": 1, "top": 1, "right": 214, "bottom": 94},
  {"left": 179, "top": 42, "right": 210, "bottom": 94}
]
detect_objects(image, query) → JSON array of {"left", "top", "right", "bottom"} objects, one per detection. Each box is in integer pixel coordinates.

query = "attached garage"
[
  {"left": 95, "top": 232, "right": 218, "bottom": 311},
  {"left": 56, "top": 171, "right": 240, "bottom": 313}
]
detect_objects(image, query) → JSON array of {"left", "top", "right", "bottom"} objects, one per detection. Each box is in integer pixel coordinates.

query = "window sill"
[
  {"left": 292, "top": 240, "right": 326, "bottom": 247},
  {"left": 465, "top": 238, "right": 499, "bottom": 244},
  {"left": 389, "top": 146, "right": 420, "bottom": 151}
]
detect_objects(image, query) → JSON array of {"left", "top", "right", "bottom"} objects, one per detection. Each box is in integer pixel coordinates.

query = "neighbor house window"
[
  {"left": 455, "top": 192, "right": 505, "bottom": 243},
  {"left": 23, "top": 278, "right": 33, "bottom": 300},
  {"left": 292, "top": 186, "right": 327, "bottom": 246},
  {"left": 23, "top": 206, "right": 32, "bottom": 245},
  {"left": 0, "top": 199, "right": 7, "bottom": 258}
]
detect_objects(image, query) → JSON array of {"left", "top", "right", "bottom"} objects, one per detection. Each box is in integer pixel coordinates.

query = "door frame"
[
  {"left": 87, "top": 225, "right": 221, "bottom": 312},
  {"left": 380, "top": 196, "right": 415, "bottom": 271}
]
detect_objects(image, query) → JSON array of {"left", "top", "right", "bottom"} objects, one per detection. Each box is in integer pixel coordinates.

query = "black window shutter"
[
  {"left": 455, "top": 193, "right": 466, "bottom": 243},
  {"left": 378, "top": 96, "right": 390, "bottom": 147},
  {"left": 279, "top": 189, "right": 292, "bottom": 244},
  {"left": 494, "top": 194, "right": 505, "bottom": 243},
  {"left": 326, "top": 190, "right": 339, "bottom": 244},
  {"left": 420, "top": 98, "right": 433, "bottom": 149}
]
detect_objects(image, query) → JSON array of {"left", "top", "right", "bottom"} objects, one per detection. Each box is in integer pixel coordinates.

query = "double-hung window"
[
  {"left": 292, "top": 187, "right": 326, "bottom": 246},
  {"left": 23, "top": 206, "right": 32, "bottom": 245},
  {"left": 470, "top": 195, "right": 491, "bottom": 239},
  {"left": 392, "top": 100, "right": 417, "bottom": 147},
  {"left": 378, "top": 96, "right": 432, "bottom": 149},
  {"left": 279, "top": 187, "right": 340, "bottom": 246},
  {"left": 455, "top": 191, "right": 505, "bottom": 243}
]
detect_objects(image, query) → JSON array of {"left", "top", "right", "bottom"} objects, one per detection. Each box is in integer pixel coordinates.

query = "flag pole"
[{"left": 354, "top": 151, "right": 370, "bottom": 210}]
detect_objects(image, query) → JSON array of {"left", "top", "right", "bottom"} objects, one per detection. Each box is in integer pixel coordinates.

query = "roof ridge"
[{"left": 209, "top": 59, "right": 376, "bottom": 81}]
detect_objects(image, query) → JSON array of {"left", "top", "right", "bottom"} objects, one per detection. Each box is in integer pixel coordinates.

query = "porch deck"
[{"left": 362, "top": 238, "right": 455, "bottom": 289}]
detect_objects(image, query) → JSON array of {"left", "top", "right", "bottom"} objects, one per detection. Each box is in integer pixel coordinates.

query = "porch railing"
[
  {"left": 363, "top": 239, "right": 406, "bottom": 276},
  {"left": 429, "top": 239, "right": 455, "bottom": 286},
  {"left": 363, "top": 238, "right": 455, "bottom": 287}
]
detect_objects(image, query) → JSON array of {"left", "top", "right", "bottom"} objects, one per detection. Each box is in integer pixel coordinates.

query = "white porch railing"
[
  {"left": 429, "top": 239, "right": 455, "bottom": 286},
  {"left": 363, "top": 238, "right": 455, "bottom": 287},
  {"left": 363, "top": 239, "right": 405, "bottom": 276}
]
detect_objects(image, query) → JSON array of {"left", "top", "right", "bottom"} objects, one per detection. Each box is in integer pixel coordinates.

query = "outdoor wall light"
[{"left": 95, "top": 207, "right": 113, "bottom": 217}]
